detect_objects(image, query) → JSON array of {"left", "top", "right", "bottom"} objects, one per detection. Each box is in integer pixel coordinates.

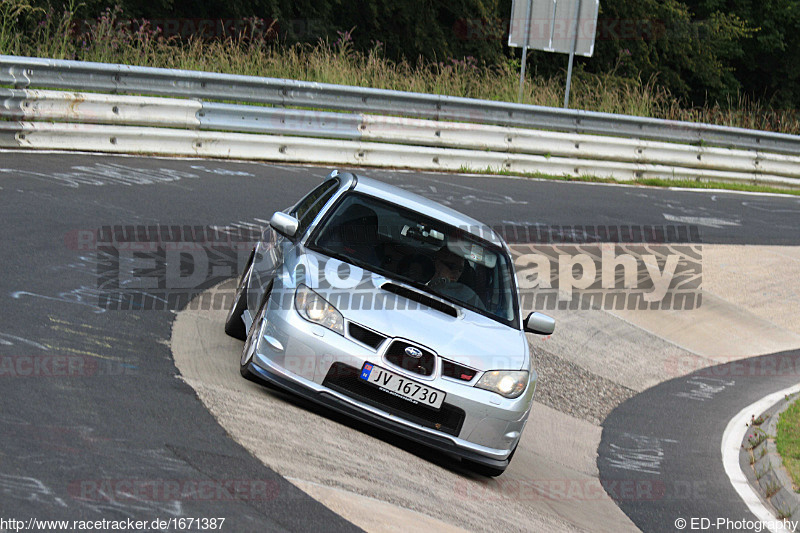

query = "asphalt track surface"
[
  {"left": 598, "top": 349, "right": 800, "bottom": 532},
  {"left": 1, "top": 150, "right": 799, "bottom": 531}
]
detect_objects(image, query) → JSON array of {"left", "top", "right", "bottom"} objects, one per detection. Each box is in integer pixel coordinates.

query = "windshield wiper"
[{"left": 380, "top": 283, "right": 458, "bottom": 318}]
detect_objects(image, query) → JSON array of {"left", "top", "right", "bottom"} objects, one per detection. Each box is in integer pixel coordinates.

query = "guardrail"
[{"left": 2, "top": 55, "right": 800, "bottom": 187}]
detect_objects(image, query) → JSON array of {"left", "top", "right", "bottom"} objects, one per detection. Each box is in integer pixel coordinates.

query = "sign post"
[
  {"left": 517, "top": 0, "right": 534, "bottom": 103},
  {"left": 563, "top": 0, "right": 582, "bottom": 108},
  {"left": 508, "top": 0, "right": 599, "bottom": 108}
]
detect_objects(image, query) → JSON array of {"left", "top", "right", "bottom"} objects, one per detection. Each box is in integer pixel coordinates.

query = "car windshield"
[{"left": 307, "top": 192, "right": 519, "bottom": 328}]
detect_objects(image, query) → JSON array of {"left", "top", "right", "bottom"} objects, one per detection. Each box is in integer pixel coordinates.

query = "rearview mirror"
[
  {"left": 270, "top": 212, "right": 299, "bottom": 239},
  {"left": 524, "top": 312, "right": 555, "bottom": 335}
]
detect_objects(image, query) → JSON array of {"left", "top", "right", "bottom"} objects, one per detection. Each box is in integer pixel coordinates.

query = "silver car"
[{"left": 225, "top": 170, "right": 554, "bottom": 476}]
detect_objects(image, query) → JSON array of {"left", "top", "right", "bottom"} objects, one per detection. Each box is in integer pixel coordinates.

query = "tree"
[
  {"left": 588, "top": 0, "right": 752, "bottom": 103},
  {"left": 684, "top": 0, "right": 800, "bottom": 107}
]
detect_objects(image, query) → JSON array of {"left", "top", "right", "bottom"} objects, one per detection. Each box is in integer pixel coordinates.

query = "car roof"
[{"left": 341, "top": 172, "right": 505, "bottom": 247}]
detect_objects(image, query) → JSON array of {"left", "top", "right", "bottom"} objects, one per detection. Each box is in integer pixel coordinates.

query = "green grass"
[
  {"left": 632, "top": 178, "right": 800, "bottom": 196},
  {"left": 456, "top": 165, "right": 800, "bottom": 196},
  {"left": 776, "top": 396, "right": 800, "bottom": 491},
  {"left": 2, "top": 2, "right": 800, "bottom": 135}
]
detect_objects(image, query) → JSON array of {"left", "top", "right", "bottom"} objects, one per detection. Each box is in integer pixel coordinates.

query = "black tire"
[
  {"left": 463, "top": 445, "right": 517, "bottom": 477},
  {"left": 224, "top": 250, "right": 254, "bottom": 340},
  {"left": 240, "top": 287, "right": 271, "bottom": 382}
]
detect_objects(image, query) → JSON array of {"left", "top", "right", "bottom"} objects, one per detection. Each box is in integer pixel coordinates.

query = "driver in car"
[
  {"left": 428, "top": 248, "right": 465, "bottom": 289},
  {"left": 427, "top": 248, "right": 485, "bottom": 310}
]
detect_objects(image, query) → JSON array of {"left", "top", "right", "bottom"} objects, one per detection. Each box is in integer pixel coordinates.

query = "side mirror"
[
  {"left": 524, "top": 312, "right": 555, "bottom": 335},
  {"left": 270, "top": 212, "right": 299, "bottom": 239}
]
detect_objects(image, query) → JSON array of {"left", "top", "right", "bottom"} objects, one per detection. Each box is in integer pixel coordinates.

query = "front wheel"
[
  {"left": 240, "top": 288, "right": 270, "bottom": 382},
  {"left": 224, "top": 251, "right": 254, "bottom": 340}
]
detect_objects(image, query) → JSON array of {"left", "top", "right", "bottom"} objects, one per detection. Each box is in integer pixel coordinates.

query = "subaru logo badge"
[{"left": 404, "top": 346, "right": 423, "bottom": 358}]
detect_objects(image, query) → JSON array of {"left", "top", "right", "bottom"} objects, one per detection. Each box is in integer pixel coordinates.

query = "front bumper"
[
  {"left": 247, "top": 301, "right": 534, "bottom": 465},
  {"left": 244, "top": 360, "right": 510, "bottom": 469}
]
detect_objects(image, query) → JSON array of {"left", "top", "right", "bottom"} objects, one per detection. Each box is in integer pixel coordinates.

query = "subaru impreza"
[{"left": 225, "top": 170, "right": 554, "bottom": 476}]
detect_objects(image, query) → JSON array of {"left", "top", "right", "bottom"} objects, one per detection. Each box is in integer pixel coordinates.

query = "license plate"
[{"left": 359, "top": 363, "right": 445, "bottom": 410}]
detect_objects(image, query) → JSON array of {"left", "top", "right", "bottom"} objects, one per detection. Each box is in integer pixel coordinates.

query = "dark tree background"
[{"left": 41, "top": 0, "right": 800, "bottom": 108}]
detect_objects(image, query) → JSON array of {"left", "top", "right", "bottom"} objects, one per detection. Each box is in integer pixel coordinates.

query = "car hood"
[{"left": 298, "top": 252, "right": 529, "bottom": 371}]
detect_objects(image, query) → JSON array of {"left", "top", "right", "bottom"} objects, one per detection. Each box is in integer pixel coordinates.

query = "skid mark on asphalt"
[
  {"left": 11, "top": 286, "right": 170, "bottom": 314},
  {"left": 0, "top": 163, "right": 199, "bottom": 188},
  {"left": 3, "top": 417, "right": 189, "bottom": 519},
  {"left": 209, "top": 218, "right": 269, "bottom": 237},
  {"left": 188, "top": 165, "right": 255, "bottom": 177},
  {"left": 374, "top": 171, "right": 530, "bottom": 207},
  {"left": 0, "top": 315, "right": 144, "bottom": 376},
  {"left": 663, "top": 214, "right": 741, "bottom": 229},
  {"left": 46, "top": 316, "right": 144, "bottom": 363},
  {"left": 673, "top": 376, "right": 736, "bottom": 402},
  {"left": 604, "top": 433, "right": 679, "bottom": 475},
  {"left": 741, "top": 199, "right": 800, "bottom": 214},
  {"left": 48, "top": 317, "right": 139, "bottom": 345},
  {"left": 0, "top": 332, "right": 49, "bottom": 350},
  {"left": 0, "top": 474, "right": 68, "bottom": 508}
]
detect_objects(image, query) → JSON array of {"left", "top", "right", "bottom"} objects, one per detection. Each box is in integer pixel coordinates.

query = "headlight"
[
  {"left": 294, "top": 284, "right": 344, "bottom": 335},
  {"left": 475, "top": 370, "right": 529, "bottom": 399}
]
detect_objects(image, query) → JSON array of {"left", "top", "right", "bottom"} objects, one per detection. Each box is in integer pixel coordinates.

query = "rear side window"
[{"left": 292, "top": 179, "right": 340, "bottom": 236}]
